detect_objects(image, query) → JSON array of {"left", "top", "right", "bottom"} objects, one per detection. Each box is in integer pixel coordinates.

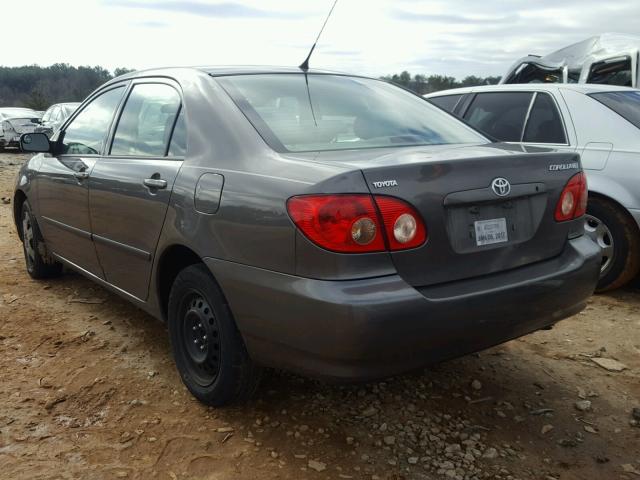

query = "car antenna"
[{"left": 299, "top": 0, "right": 339, "bottom": 71}]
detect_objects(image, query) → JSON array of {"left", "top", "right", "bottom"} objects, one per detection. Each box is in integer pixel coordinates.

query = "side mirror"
[
  {"left": 30, "top": 118, "right": 42, "bottom": 124},
  {"left": 20, "top": 133, "right": 51, "bottom": 153}
]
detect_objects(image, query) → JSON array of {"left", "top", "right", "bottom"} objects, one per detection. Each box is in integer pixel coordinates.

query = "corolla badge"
[{"left": 491, "top": 177, "right": 511, "bottom": 197}]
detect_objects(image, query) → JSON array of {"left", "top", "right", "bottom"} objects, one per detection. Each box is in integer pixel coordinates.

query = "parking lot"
[{"left": 1, "top": 152, "right": 639, "bottom": 480}]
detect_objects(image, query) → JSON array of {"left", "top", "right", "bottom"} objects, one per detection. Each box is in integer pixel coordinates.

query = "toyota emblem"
[{"left": 491, "top": 178, "right": 511, "bottom": 197}]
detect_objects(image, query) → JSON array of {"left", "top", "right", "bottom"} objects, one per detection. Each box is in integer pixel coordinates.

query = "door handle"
[
  {"left": 143, "top": 178, "right": 168, "bottom": 189},
  {"left": 74, "top": 171, "right": 89, "bottom": 180}
]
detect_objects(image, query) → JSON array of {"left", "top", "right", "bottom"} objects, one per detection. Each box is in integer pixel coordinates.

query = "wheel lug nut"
[
  {"left": 194, "top": 339, "right": 198, "bottom": 344},
  {"left": 203, "top": 335, "right": 207, "bottom": 340},
  {"left": 200, "top": 346, "right": 204, "bottom": 351},
  {"left": 192, "top": 326, "right": 197, "bottom": 331},
  {"left": 198, "top": 323, "right": 202, "bottom": 328}
]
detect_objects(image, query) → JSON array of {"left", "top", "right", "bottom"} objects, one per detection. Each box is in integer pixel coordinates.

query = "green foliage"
[
  {"left": 0, "top": 64, "right": 134, "bottom": 109},
  {"left": 381, "top": 72, "right": 502, "bottom": 95}
]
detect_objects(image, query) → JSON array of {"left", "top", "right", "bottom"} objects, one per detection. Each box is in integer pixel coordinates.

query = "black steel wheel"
[
  {"left": 168, "top": 263, "right": 261, "bottom": 406},
  {"left": 178, "top": 292, "right": 221, "bottom": 387}
]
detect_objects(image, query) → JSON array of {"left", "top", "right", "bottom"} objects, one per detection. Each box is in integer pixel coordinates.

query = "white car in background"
[
  {"left": 425, "top": 84, "right": 640, "bottom": 291},
  {"left": 501, "top": 34, "right": 640, "bottom": 88},
  {"left": 35, "top": 102, "right": 81, "bottom": 137},
  {"left": 0, "top": 107, "right": 42, "bottom": 151}
]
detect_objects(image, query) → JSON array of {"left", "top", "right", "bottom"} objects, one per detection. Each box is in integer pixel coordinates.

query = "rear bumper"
[{"left": 205, "top": 235, "right": 601, "bottom": 381}]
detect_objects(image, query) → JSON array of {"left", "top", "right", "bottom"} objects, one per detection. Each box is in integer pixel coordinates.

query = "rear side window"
[
  {"left": 588, "top": 57, "right": 632, "bottom": 87},
  {"left": 463, "top": 92, "right": 533, "bottom": 141},
  {"left": 62, "top": 87, "right": 125, "bottom": 155},
  {"left": 523, "top": 93, "right": 567, "bottom": 143},
  {"left": 168, "top": 109, "right": 187, "bottom": 157},
  {"left": 111, "top": 83, "right": 181, "bottom": 157},
  {"left": 589, "top": 90, "right": 640, "bottom": 129},
  {"left": 428, "top": 94, "right": 462, "bottom": 113}
]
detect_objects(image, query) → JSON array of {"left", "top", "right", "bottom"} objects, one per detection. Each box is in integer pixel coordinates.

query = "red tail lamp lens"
[
  {"left": 555, "top": 172, "right": 588, "bottom": 222},
  {"left": 373, "top": 196, "right": 427, "bottom": 250},
  {"left": 286, "top": 195, "right": 386, "bottom": 253},
  {"left": 287, "top": 194, "right": 427, "bottom": 253}
]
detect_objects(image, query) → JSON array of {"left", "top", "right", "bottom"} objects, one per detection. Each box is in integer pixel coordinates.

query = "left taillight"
[
  {"left": 286, "top": 194, "right": 427, "bottom": 253},
  {"left": 555, "top": 172, "right": 587, "bottom": 222}
]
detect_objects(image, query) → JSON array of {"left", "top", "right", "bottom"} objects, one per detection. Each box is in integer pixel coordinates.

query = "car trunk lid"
[{"left": 308, "top": 144, "right": 583, "bottom": 287}]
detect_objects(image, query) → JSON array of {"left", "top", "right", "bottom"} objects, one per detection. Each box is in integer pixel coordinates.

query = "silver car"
[
  {"left": 425, "top": 84, "right": 640, "bottom": 291},
  {"left": 36, "top": 102, "right": 81, "bottom": 137},
  {"left": 0, "top": 107, "right": 42, "bottom": 151}
]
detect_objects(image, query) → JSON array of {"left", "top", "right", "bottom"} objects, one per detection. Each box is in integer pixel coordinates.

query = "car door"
[
  {"left": 89, "top": 80, "right": 185, "bottom": 300},
  {"left": 36, "top": 85, "right": 126, "bottom": 277}
]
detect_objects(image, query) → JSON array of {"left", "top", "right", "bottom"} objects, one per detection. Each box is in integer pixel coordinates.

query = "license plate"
[{"left": 474, "top": 218, "right": 508, "bottom": 246}]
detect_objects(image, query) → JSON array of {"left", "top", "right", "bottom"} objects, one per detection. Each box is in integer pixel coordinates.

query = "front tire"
[
  {"left": 20, "top": 201, "right": 63, "bottom": 279},
  {"left": 585, "top": 197, "right": 640, "bottom": 292},
  {"left": 167, "top": 264, "right": 261, "bottom": 406}
]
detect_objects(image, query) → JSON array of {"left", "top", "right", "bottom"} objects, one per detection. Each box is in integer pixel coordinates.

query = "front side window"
[
  {"left": 428, "top": 94, "right": 463, "bottom": 113},
  {"left": 588, "top": 57, "right": 632, "bottom": 87},
  {"left": 523, "top": 93, "right": 567, "bottom": 144},
  {"left": 463, "top": 92, "right": 533, "bottom": 142},
  {"left": 218, "top": 74, "right": 485, "bottom": 153},
  {"left": 62, "top": 87, "right": 125, "bottom": 155},
  {"left": 589, "top": 90, "right": 640, "bottom": 129},
  {"left": 110, "top": 83, "right": 181, "bottom": 157}
]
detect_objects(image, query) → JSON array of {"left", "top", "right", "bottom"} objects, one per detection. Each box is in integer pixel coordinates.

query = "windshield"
[
  {"left": 61, "top": 104, "right": 78, "bottom": 119},
  {"left": 217, "top": 74, "right": 485, "bottom": 152},
  {"left": 589, "top": 90, "right": 640, "bottom": 129}
]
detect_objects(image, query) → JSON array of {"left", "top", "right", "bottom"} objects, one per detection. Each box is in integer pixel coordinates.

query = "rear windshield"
[
  {"left": 589, "top": 90, "right": 640, "bottom": 129},
  {"left": 217, "top": 74, "right": 485, "bottom": 152}
]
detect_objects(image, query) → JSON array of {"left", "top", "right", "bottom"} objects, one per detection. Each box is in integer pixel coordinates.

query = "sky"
[{"left": 6, "top": 0, "right": 640, "bottom": 79}]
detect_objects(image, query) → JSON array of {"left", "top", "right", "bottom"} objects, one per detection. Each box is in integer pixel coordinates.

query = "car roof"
[
  {"left": 112, "top": 65, "right": 371, "bottom": 82},
  {"left": 0, "top": 107, "right": 37, "bottom": 112},
  {"left": 424, "top": 83, "right": 639, "bottom": 98}
]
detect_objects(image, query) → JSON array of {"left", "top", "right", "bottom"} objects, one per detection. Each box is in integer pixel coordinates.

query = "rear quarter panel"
[
  {"left": 154, "top": 72, "right": 373, "bottom": 280},
  {"left": 560, "top": 88, "right": 640, "bottom": 211}
]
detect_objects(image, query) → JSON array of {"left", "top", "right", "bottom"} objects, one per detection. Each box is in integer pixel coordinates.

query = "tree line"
[
  {"left": 0, "top": 64, "right": 501, "bottom": 110},
  {"left": 381, "top": 71, "right": 501, "bottom": 95},
  {"left": 0, "top": 64, "right": 134, "bottom": 110}
]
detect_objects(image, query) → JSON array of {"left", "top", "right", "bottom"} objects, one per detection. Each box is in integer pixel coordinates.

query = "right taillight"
[
  {"left": 286, "top": 194, "right": 427, "bottom": 253},
  {"left": 373, "top": 195, "right": 427, "bottom": 250},
  {"left": 555, "top": 172, "right": 588, "bottom": 222}
]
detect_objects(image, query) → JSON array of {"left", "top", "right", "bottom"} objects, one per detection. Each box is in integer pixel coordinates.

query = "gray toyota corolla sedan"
[{"left": 14, "top": 67, "right": 601, "bottom": 406}]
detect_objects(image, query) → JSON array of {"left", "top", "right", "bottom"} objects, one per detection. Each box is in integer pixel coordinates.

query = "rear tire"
[
  {"left": 585, "top": 197, "right": 640, "bottom": 292},
  {"left": 20, "top": 201, "right": 63, "bottom": 279},
  {"left": 167, "top": 263, "right": 261, "bottom": 406}
]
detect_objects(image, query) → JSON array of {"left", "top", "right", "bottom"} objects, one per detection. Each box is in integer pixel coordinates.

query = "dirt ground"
[{"left": 0, "top": 152, "right": 639, "bottom": 480}]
